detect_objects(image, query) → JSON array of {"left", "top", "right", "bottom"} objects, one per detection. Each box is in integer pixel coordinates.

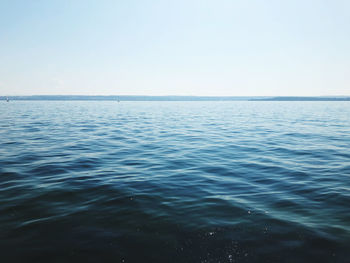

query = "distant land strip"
[
  {"left": 250, "top": 96, "right": 350, "bottom": 101},
  {"left": 1, "top": 96, "right": 350, "bottom": 101}
]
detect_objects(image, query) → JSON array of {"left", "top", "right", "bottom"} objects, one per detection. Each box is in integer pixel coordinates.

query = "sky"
[{"left": 0, "top": 0, "right": 349, "bottom": 96}]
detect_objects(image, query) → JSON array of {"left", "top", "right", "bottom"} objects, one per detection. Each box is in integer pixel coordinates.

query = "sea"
[{"left": 0, "top": 101, "right": 349, "bottom": 262}]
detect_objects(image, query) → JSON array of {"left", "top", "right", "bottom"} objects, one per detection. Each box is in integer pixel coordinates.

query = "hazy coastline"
[{"left": 2, "top": 95, "right": 350, "bottom": 101}]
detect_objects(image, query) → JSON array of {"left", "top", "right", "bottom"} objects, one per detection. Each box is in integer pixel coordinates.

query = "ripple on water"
[{"left": 0, "top": 101, "right": 350, "bottom": 262}]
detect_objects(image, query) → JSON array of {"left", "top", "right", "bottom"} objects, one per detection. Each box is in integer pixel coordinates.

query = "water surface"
[{"left": 0, "top": 101, "right": 349, "bottom": 262}]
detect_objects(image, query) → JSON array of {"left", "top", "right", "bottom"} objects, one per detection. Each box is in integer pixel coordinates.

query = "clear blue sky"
[{"left": 1, "top": 0, "right": 349, "bottom": 96}]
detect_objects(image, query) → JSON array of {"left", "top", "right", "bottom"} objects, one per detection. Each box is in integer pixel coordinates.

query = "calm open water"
[{"left": 0, "top": 101, "right": 350, "bottom": 263}]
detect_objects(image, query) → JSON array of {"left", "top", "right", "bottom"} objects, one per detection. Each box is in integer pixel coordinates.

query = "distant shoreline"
[{"left": 1, "top": 95, "right": 350, "bottom": 101}]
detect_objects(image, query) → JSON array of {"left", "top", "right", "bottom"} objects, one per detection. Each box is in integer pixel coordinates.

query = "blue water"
[{"left": 1, "top": 101, "right": 349, "bottom": 262}]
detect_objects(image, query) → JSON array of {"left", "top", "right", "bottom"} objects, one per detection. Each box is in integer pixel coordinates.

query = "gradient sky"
[{"left": 1, "top": 0, "right": 349, "bottom": 96}]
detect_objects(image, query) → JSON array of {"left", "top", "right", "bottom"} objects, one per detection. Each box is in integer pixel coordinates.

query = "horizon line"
[
  {"left": 2, "top": 95, "right": 350, "bottom": 97},
  {"left": 2, "top": 95, "right": 350, "bottom": 102}
]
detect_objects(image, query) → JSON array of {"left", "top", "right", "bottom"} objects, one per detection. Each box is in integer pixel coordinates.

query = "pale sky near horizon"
[{"left": 1, "top": 0, "right": 349, "bottom": 96}]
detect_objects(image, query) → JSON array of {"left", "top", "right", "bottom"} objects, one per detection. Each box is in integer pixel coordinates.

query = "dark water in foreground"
[{"left": 1, "top": 101, "right": 350, "bottom": 263}]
